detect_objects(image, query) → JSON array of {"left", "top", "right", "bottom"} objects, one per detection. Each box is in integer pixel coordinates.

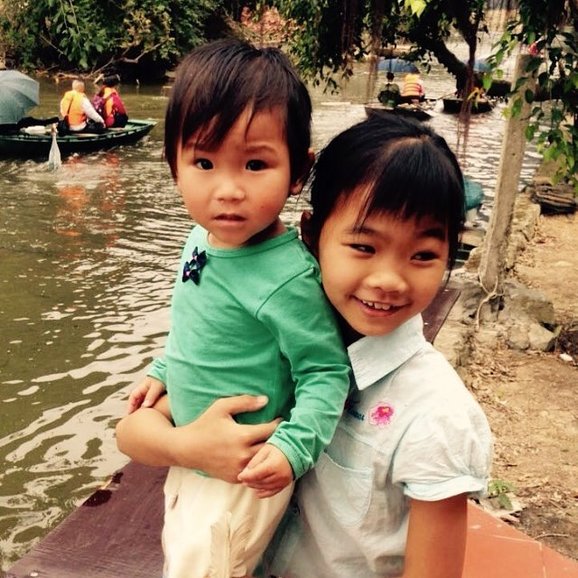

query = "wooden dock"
[{"left": 6, "top": 286, "right": 461, "bottom": 578}]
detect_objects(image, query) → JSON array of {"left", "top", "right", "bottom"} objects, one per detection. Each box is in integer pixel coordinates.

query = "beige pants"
[{"left": 162, "top": 466, "right": 293, "bottom": 578}]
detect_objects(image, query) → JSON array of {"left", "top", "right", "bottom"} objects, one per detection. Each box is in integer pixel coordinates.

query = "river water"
[{"left": 0, "top": 47, "right": 540, "bottom": 570}]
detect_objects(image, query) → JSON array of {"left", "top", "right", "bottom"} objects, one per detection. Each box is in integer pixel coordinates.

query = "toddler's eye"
[
  {"left": 246, "top": 160, "right": 266, "bottom": 171},
  {"left": 195, "top": 158, "right": 213, "bottom": 170}
]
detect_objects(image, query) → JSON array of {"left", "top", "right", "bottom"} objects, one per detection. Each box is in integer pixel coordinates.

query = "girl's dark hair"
[
  {"left": 103, "top": 75, "right": 120, "bottom": 87},
  {"left": 309, "top": 114, "right": 465, "bottom": 270},
  {"left": 164, "top": 38, "right": 312, "bottom": 183}
]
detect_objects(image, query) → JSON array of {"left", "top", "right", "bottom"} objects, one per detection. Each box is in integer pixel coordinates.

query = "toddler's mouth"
[{"left": 215, "top": 213, "right": 245, "bottom": 221}]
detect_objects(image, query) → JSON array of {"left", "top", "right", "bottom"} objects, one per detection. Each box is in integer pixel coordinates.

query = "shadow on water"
[{"left": 0, "top": 53, "right": 540, "bottom": 569}]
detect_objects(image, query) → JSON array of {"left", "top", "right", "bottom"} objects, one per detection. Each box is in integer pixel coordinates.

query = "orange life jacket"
[
  {"left": 101, "top": 87, "right": 115, "bottom": 120},
  {"left": 401, "top": 74, "right": 424, "bottom": 98},
  {"left": 60, "top": 90, "right": 86, "bottom": 126}
]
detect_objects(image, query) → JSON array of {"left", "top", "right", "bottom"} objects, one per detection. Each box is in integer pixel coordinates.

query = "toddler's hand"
[
  {"left": 237, "top": 444, "right": 293, "bottom": 498},
  {"left": 127, "top": 376, "right": 166, "bottom": 414}
]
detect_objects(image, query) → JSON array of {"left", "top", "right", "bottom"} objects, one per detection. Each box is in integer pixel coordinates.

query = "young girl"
[
  {"left": 122, "top": 39, "right": 351, "bottom": 578},
  {"left": 259, "top": 114, "right": 493, "bottom": 577},
  {"left": 117, "top": 114, "right": 492, "bottom": 578}
]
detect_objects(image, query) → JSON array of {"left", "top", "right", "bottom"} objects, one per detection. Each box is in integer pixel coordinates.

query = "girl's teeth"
[{"left": 362, "top": 300, "right": 391, "bottom": 311}]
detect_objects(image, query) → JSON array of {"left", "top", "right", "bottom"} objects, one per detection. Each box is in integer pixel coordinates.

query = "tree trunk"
[{"left": 477, "top": 53, "right": 536, "bottom": 301}]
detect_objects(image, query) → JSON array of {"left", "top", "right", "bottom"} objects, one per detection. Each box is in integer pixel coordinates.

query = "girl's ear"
[{"left": 289, "top": 149, "right": 316, "bottom": 196}]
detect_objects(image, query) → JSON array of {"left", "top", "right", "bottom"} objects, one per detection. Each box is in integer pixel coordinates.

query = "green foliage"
[
  {"left": 487, "top": 478, "right": 516, "bottom": 511},
  {"left": 270, "top": 0, "right": 366, "bottom": 88},
  {"left": 404, "top": 0, "right": 427, "bottom": 17},
  {"left": 0, "top": 0, "right": 230, "bottom": 75},
  {"left": 492, "top": 5, "right": 577, "bottom": 192},
  {"left": 273, "top": 0, "right": 577, "bottom": 190}
]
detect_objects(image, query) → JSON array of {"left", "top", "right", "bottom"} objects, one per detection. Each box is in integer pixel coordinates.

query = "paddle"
[{"left": 48, "top": 123, "right": 62, "bottom": 170}]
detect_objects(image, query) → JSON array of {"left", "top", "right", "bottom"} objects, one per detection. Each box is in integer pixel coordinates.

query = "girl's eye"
[
  {"left": 413, "top": 250, "right": 438, "bottom": 261},
  {"left": 349, "top": 243, "right": 375, "bottom": 254},
  {"left": 246, "top": 159, "right": 266, "bottom": 171},
  {"left": 195, "top": 158, "right": 213, "bottom": 170}
]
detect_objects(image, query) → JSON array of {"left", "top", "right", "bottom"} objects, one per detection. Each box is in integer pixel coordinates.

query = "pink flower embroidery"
[{"left": 369, "top": 402, "right": 394, "bottom": 427}]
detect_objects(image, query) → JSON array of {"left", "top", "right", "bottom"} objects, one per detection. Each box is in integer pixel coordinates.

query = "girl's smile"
[
  {"left": 358, "top": 298, "right": 403, "bottom": 313},
  {"left": 315, "top": 190, "right": 449, "bottom": 342}
]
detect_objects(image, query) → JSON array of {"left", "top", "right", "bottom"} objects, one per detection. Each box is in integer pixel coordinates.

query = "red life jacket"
[{"left": 96, "top": 88, "right": 128, "bottom": 127}]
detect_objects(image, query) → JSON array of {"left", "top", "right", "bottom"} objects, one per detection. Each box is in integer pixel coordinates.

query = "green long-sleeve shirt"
[{"left": 149, "top": 226, "right": 351, "bottom": 479}]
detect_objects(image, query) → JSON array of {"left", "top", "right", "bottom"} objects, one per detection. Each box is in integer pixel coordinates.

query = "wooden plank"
[
  {"left": 6, "top": 286, "right": 461, "bottom": 577},
  {"left": 423, "top": 285, "right": 460, "bottom": 343},
  {"left": 6, "top": 461, "right": 167, "bottom": 578}
]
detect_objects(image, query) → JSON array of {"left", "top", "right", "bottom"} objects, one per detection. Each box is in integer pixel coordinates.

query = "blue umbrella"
[
  {"left": 463, "top": 58, "right": 491, "bottom": 73},
  {"left": 0, "top": 70, "right": 40, "bottom": 124},
  {"left": 378, "top": 58, "right": 419, "bottom": 74}
]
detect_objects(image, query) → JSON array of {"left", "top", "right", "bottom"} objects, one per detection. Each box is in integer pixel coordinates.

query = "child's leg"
[{"left": 162, "top": 466, "right": 293, "bottom": 578}]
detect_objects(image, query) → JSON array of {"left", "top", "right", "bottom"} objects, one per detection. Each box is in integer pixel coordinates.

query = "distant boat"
[
  {"left": 0, "top": 119, "right": 156, "bottom": 159},
  {"left": 442, "top": 95, "right": 493, "bottom": 114},
  {"left": 365, "top": 103, "right": 433, "bottom": 122}
]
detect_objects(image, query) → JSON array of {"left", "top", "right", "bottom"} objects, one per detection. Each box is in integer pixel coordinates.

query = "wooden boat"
[
  {"left": 0, "top": 119, "right": 157, "bottom": 159},
  {"left": 442, "top": 96, "right": 493, "bottom": 114},
  {"left": 365, "top": 103, "right": 433, "bottom": 122}
]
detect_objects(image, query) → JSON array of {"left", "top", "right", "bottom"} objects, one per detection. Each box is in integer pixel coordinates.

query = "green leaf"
[
  {"left": 404, "top": 0, "right": 427, "bottom": 17},
  {"left": 525, "top": 124, "right": 536, "bottom": 140},
  {"left": 511, "top": 98, "right": 523, "bottom": 117}
]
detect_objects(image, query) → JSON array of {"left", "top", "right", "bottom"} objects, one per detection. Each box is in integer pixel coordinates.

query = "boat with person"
[
  {"left": 365, "top": 102, "right": 434, "bottom": 122},
  {"left": 442, "top": 95, "right": 494, "bottom": 114},
  {"left": 0, "top": 119, "right": 157, "bottom": 159}
]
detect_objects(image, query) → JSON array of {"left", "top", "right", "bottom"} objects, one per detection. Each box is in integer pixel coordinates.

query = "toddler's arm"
[
  {"left": 237, "top": 443, "right": 293, "bottom": 498},
  {"left": 126, "top": 375, "right": 166, "bottom": 414},
  {"left": 258, "top": 268, "right": 350, "bottom": 480}
]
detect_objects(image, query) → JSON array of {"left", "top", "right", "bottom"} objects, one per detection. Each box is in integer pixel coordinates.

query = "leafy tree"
[
  {"left": 0, "top": 0, "right": 235, "bottom": 78},
  {"left": 269, "top": 0, "right": 577, "bottom": 190},
  {"left": 492, "top": 0, "right": 577, "bottom": 188}
]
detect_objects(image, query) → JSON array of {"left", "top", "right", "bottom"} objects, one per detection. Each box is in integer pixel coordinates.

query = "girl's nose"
[{"left": 365, "top": 266, "right": 408, "bottom": 294}]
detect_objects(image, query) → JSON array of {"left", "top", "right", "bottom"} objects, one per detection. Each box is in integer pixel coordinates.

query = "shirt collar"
[{"left": 347, "top": 315, "right": 426, "bottom": 391}]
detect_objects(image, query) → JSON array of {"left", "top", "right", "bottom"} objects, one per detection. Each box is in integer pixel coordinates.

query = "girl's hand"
[
  {"left": 116, "top": 395, "right": 282, "bottom": 484},
  {"left": 175, "top": 397, "right": 282, "bottom": 482},
  {"left": 126, "top": 376, "right": 166, "bottom": 414}
]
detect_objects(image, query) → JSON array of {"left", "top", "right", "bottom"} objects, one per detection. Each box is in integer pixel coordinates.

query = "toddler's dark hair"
[
  {"left": 309, "top": 114, "right": 465, "bottom": 270},
  {"left": 164, "top": 38, "right": 312, "bottom": 184}
]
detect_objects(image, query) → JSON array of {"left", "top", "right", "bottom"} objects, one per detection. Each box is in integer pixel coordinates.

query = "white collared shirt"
[{"left": 265, "top": 315, "right": 493, "bottom": 578}]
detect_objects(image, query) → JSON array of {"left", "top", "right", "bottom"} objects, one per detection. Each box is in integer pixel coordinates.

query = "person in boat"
[
  {"left": 0, "top": 115, "right": 59, "bottom": 134},
  {"left": 59, "top": 79, "right": 105, "bottom": 133},
  {"left": 117, "top": 114, "right": 493, "bottom": 578},
  {"left": 400, "top": 72, "right": 425, "bottom": 103},
  {"left": 378, "top": 71, "right": 401, "bottom": 107},
  {"left": 94, "top": 74, "right": 129, "bottom": 128},
  {"left": 119, "top": 38, "right": 350, "bottom": 578}
]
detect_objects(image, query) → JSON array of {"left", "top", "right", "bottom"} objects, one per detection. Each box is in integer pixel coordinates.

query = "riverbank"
[{"left": 436, "top": 179, "right": 577, "bottom": 561}]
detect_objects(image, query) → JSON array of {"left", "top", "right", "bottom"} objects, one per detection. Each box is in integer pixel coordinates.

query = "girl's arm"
[
  {"left": 402, "top": 494, "right": 468, "bottom": 578},
  {"left": 115, "top": 394, "right": 281, "bottom": 484}
]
